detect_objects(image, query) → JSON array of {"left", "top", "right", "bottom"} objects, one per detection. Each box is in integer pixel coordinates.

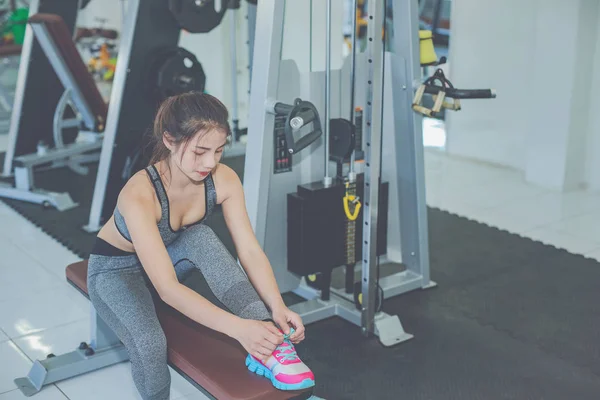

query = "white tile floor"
[
  {"left": 425, "top": 148, "right": 600, "bottom": 258},
  {"left": 1, "top": 129, "right": 600, "bottom": 399}
]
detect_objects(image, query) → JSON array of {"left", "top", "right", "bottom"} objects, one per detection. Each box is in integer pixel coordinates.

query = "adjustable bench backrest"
[{"left": 28, "top": 13, "right": 108, "bottom": 132}]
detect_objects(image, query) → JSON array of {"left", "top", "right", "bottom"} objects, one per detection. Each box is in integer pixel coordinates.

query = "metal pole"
[
  {"left": 246, "top": 1, "right": 257, "bottom": 88},
  {"left": 243, "top": 0, "right": 286, "bottom": 241},
  {"left": 361, "top": 0, "right": 385, "bottom": 336},
  {"left": 323, "top": 0, "right": 333, "bottom": 186},
  {"left": 230, "top": 8, "right": 240, "bottom": 140},
  {"left": 348, "top": 0, "right": 358, "bottom": 180},
  {"left": 2, "top": 0, "right": 42, "bottom": 177},
  {"left": 84, "top": 0, "right": 141, "bottom": 232}
]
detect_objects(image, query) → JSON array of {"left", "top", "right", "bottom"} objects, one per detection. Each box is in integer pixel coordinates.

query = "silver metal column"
[
  {"left": 1, "top": 0, "right": 40, "bottom": 177},
  {"left": 348, "top": 0, "right": 358, "bottom": 178},
  {"left": 391, "top": 0, "right": 433, "bottom": 287},
  {"left": 230, "top": 7, "right": 239, "bottom": 140},
  {"left": 361, "top": 0, "right": 386, "bottom": 336},
  {"left": 84, "top": 0, "right": 140, "bottom": 232},
  {"left": 323, "top": 0, "right": 333, "bottom": 186},
  {"left": 246, "top": 2, "right": 257, "bottom": 93},
  {"left": 243, "top": 0, "right": 285, "bottom": 243}
]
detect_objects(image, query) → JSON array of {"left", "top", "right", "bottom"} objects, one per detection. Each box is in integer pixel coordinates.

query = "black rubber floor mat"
[
  {"left": 299, "top": 296, "right": 600, "bottom": 400},
  {"left": 426, "top": 207, "right": 553, "bottom": 288},
  {"left": 440, "top": 248, "right": 600, "bottom": 376},
  {"left": 0, "top": 152, "right": 99, "bottom": 257}
]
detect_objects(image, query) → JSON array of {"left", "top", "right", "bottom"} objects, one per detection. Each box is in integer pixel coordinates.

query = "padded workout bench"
[
  {"left": 14, "top": 260, "right": 313, "bottom": 400},
  {"left": 0, "top": 13, "right": 107, "bottom": 211}
]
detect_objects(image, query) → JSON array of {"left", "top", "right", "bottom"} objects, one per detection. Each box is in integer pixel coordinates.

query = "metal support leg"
[
  {"left": 391, "top": 0, "right": 434, "bottom": 288},
  {"left": 14, "top": 305, "right": 128, "bottom": 396},
  {"left": 290, "top": 280, "right": 413, "bottom": 347}
]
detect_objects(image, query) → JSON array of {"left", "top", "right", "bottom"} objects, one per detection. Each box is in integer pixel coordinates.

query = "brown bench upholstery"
[
  {"left": 66, "top": 261, "right": 313, "bottom": 400},
  {"left": 28, "top": 13, "right": 108, "bottom": 130},
  {"left": 0, "top": 44, "right": 22, "bottom": 57},
  {"left": 75, "top": 27, "right": 119, "bottom": 41}
]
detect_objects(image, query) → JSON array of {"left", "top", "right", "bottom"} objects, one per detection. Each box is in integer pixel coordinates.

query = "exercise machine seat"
[
  {"left": 65, "top": 261, "right": 312, "bottom": 400},
  {"left": 28, "top": 13, "right": 108, "bottom": 129}
]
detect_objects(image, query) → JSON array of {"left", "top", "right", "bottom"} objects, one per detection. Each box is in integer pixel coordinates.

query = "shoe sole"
[{"left": 245, "top": 354, "right": 315, "bottom": 391}]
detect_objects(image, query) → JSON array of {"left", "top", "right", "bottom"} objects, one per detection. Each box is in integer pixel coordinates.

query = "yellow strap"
[{"left": 343, "top": 194, "right": 361, "bottom": 220}]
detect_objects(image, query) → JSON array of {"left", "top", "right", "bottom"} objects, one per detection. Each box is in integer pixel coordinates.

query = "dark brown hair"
[{"left": 148, "top": 91, "right": 231, "bottom": 166}]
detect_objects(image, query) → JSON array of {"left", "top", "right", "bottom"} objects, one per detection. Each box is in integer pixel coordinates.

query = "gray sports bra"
[{"left": 113, "top": 165, "right": 217, "bottom": 246}]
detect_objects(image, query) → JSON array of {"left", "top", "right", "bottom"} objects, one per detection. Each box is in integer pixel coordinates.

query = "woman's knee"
[
  {"left": 130, "top": 329, "right": 171, "bottom": 399},
  {"left": 134, "top": 327, "right": 168, "bottom": 362}
]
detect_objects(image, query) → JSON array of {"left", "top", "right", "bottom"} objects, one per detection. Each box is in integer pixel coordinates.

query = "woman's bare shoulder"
[
  {"left": 211, "top": 163, "right": 243, "bottom": 203},
  {"left": 117, "top": 169, "right": 157, "bottom": 213}
]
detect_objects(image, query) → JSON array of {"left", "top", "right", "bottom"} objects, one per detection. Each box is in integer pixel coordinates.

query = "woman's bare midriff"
[{"left": 97, "top": 215, "right": 136, "bottom": 253}]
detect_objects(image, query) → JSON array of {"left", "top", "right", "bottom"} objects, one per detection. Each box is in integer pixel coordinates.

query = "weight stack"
[{"left": 287, "top": 174, "right": 388, "bottom": 277}]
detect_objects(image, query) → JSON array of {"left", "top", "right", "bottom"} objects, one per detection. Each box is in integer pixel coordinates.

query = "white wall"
[
  {"left": 524, "top": 0, "right": 598, "bottom": 191},
  {"left": 584, "top": 2, "right": 600, "bottom": 191},
  {"left": 445, "top": 0, "right": 536, "bottom": 171},
  {"left": 446, "top": 0, "right": 600, "bottom": 192}
]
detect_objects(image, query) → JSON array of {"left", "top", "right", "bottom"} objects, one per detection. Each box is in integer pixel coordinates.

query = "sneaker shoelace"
[
  {"left": 275, "top": 329, "right": 299, "bottom": 362},
  {"left": 275, "top": 340, "right": 299, "bottom": 362}
]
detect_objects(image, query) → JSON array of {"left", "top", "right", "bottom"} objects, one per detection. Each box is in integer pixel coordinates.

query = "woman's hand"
[
  {"left": 232, "top": 319, "right": 284, "bottom": 363},
  {"left": 271, "top": 305, "right": 306, "bottom": 344}
]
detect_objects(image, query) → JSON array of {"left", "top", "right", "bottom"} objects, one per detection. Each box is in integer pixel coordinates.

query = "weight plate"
[
  {"left": 329, "top": 118, "right": 356, "bottom": 163},
  {"left": 353, "top": 281, "right": 383, "bottom": 312},
  {"left": 168, "top": 0, "right": 230, "bottom": 34},
  {"left": 148, "top": 47, "right": 206, "bottom": 101}
]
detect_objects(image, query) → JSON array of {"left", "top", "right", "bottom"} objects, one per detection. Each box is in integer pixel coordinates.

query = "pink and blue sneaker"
[{"left": 245, "top": 330, "right": 315, "bottom": 391}]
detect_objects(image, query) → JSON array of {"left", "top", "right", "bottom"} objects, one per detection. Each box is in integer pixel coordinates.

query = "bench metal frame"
[
  {"left": 16, "top": 272, "right": 312, "bottom": 400},
  {"left": 14, "top": 298, "right": 129, "bottom": 397}
]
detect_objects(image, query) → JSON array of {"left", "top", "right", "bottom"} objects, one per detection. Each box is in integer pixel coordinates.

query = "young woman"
[{"left": 87, "top": 92, "right": 315, "bottom": 399}]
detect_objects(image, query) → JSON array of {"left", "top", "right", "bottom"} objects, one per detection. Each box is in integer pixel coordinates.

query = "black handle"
[
  {"left": 422, "top": 68, "right": 496, "bottom": 99},
  {"left": 424, "top": 86, "right": 496, "bottom": 99},
  {"left": 274, "top": 102, "right": 294, "bottom": 115},
  {"left": 291, "top": 129, "right": 322, "bottom": 153},
  {"left": 275, "top": 98, "right": 323, "bottom": 154}
]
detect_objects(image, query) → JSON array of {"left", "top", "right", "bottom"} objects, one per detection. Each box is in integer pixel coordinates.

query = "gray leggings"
[{"left": 87, "top": 224, "right": 272, "bottom": 400}]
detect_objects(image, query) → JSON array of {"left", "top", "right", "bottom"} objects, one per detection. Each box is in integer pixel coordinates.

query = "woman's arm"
[
  {"left": 218, "top": 166, "right": 287, "bottom": 312},
  {"left": 118, "top": 177, "right": 245, "bottom": 338}
]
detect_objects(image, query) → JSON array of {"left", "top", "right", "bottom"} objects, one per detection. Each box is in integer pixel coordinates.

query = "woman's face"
[{"left": 166, "top": 129, "right": 228, "bottom": 182}]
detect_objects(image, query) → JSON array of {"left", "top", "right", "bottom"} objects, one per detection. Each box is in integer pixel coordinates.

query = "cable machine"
[{"left": 243, "top": 0, "right": 494, "bottom": 345}]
